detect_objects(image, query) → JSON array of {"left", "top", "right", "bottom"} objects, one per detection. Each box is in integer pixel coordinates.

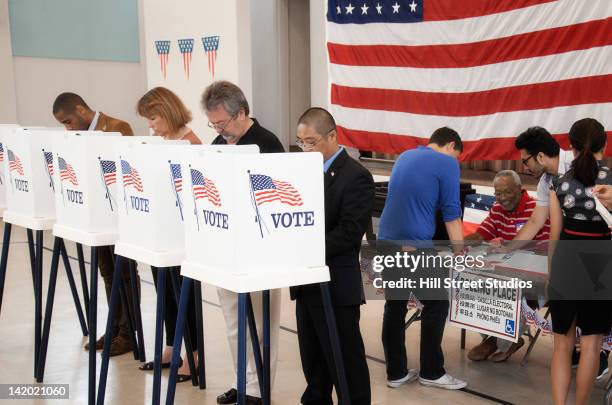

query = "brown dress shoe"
[
  {"left": 467, "top": 336, "right": 498, "bottom": 361},
  {"left": 84, "top": 335, "right": 106, "bottom": 351},
  {"left": 108, "top": 334, "right": 134, "bottom": 357},
  {"left": 489, "top": 337, "right": 525, "bottom": 362}
]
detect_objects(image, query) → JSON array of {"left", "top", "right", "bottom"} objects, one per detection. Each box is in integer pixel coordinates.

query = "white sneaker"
[
  {"left": 418, "top": 373, "right": 467, "bottom": 390},
  {"left": 387, "top": 369, "right": 419, "bottom": 388}
]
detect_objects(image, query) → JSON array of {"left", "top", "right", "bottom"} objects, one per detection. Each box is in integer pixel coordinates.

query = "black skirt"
[{"left": 549, "top": 217, "right": 612, "bottom": 335}]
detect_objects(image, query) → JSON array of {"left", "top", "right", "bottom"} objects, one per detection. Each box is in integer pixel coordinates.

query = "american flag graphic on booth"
[
  {"left": 249, "top": 174, "right": 303, "bottom": 206},
  {"left": 100, "top": 160, "right": 117, "bottom": 186},
  {"left": 58, "top": 156, "right": 78, "bottom": 186},
  {"left": 202, "top": 36, "right": 220, "bottom": 78},
  {"left": 155, "top": 40, "right": 171, "bottom": 80},
  {"left": 121, "top": 160, "right": 143, "bottom": 192},
  {"left": 171, "top": 163, "right": 182, "bottom": 192},
  {"left": 0, "top": 143, "right": 4, "bottom": 162},
  {"left": 177, "top": 39, "right": 194, "bottom": 79},
  {"left": 43, "top": 151, "right": 54, "bottom": 175},
  {"left": 191, "top": 168, "right": 221, "bottom": 206},
  {"left": 7, "top": 150, "right": 24, "bottom": 175},
  {"left": 327, "top": 0, "right": 612, "bottom": 160}
]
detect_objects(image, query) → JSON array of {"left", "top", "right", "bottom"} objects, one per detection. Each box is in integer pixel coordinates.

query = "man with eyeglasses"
[
  {"left": 291, "top": 107, "right": 374, "bottom": 405},
  {"left": 513, "top": 126, "right": 573, "bottom": 241},
  {"left": 201, "top": 80, "right": 284, "bottom": 405},
  {"left": 465, "top": 170, "right": 549, "bottom": 362},
  {"left": 205, "top": 80, "right": 284, "bottom": 153}
]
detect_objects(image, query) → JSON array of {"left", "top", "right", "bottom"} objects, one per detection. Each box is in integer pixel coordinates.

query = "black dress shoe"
[
  {"left": 244, "top": 395, "right": 263, "bottom": 405},
  {"left": 217, "top": 388, "right": 237, "bottom": 404}
]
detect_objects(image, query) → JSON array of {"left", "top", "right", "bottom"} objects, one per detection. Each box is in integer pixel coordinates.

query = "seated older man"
[
  {"left": 467, "top": 170, "right": 549, "bottom": 243},
  {"left": 466, "top": 170, "right": 549, "bottom": 362}
]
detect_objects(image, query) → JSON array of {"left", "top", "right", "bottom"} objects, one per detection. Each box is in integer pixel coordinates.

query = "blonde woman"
[
  {"left": 137, "top": 86, "right": 202, "bottom": 145},
  {"left": 136, "top": 87, "right": 200, "bottom": 382}
]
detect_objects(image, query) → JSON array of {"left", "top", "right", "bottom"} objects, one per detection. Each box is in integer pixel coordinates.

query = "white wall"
[
  {"left": 0, "top": 0, "right": 148, "bottom": 134},
  {"left": 12, "top": 57, "right": 148, "bottom": 133},
  {"left": 0, "top": 1, "right": 18, "bottom": 123},
  {"left": 142, "top": 0, "right": 253, "bottom": 144},
  {"left": 250, "top": 0, "right": 289, "bottom": 145}
]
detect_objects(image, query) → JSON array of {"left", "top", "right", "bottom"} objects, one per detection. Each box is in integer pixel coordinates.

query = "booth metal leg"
[
  {"left": 168, "top": 269, "right": 198, "bottom": 386},
  {"left": 152, "top": 268, "right": 167, "bottom": 405},
  {"left": 26, "top": 229, "right": 36, "bottom": 294},
  {"left": 461, "top": 328, "right": 466, "bottom": 350},
  {"left": 88, "top": 247, "right": 99, "bottom": 405},
  {"left": 166, "top": 276, "right": 193, "bottom": 405},
  {"left": 194, "top": 281, "right": 206, "bottom": 389},
  {"left": 320, "top": 282, "right": 351, "bottom": 405},
  {"left": 59, "top": 238, "right": 88, "bottom": 336},
  {"left": 246, "top": 293, "right": 264, "bottom": 396},
  {"left": 96, "top": 255, "right": 124, "bottom": 405},
  {"left": 237, "top": 293, "right": 247, "bottom": 405},
  {"left": 33, "top": 230, "right": 43, "bottom": 379},
  {"left": 263, "top": 290, "right": 271, "bottom": 405},
  {"left": 36, "top": 237, "right": 62, "bottom": 382},
  {"left": 129, "top": 260, "right": 146, "bottom": 362},
  {"left": 0, "top": 222, "right": 12, "bottom": 316},
  {"left": 76, "top": 243, "right": 90, "bottom": 323}
]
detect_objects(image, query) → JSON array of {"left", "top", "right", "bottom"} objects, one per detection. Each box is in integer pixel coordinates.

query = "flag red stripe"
[
  {"left": 327, "top": 19, "right": 611, "bottom": 68},
  {"left": 423, "top": 0, "right": 556, "bottom": 21},
  {"left": 337, "top": 126, "right": 612, "bottom": 161},
  {"left": 331, "top": 75, "right": 612, "bottom": 117}
]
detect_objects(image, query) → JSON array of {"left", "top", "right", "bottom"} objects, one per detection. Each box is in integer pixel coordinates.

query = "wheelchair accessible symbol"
[{"left": 505, "top": 319, "right": 515, "bottom": 335}]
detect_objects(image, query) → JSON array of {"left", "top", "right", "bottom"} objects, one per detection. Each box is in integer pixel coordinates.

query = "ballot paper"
[{"left": 593, "top": 194, "right": 612, "bottom": 227}]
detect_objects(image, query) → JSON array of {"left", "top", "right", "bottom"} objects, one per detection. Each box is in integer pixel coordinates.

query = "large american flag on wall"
[{"left": 327, "top": 0, "right": 612, "bottom": 161}]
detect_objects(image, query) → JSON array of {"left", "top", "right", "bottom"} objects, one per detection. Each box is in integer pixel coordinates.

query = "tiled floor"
[{"left": 0, "top": 227, "right": 607, "bottom": 404}]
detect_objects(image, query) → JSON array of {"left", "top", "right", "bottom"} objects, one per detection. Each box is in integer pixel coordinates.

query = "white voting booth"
[
  {"left": 180, "top": 151, "right": 330, "bottom": 292},
  {"left": 114, "top": 143, "right": 258, "bottom": 267},
  {"left": 1, "top": 127, "right": 72, "bottom": 229},
  {"left": 51, "top": 135, "right": 167, "bottom": 246}
]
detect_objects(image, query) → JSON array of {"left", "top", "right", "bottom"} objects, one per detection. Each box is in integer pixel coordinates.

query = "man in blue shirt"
[{"left": 379, "top": 127, "right": 467, "bottom": 390}]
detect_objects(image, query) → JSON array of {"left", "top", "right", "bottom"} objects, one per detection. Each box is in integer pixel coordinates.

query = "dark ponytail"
[{"left": 569, "top": 118, "right": 606, "bottom": 187}]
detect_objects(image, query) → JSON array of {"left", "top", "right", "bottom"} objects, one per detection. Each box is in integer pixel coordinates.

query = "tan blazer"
[{"left": 94, "top": 112, "right": 134, "bottom": 136}]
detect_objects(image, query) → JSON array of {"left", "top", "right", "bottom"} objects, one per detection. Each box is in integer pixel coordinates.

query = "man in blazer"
[
  {"left": 291, "top": 107, "right": 374, "bottom": 405},
  {"left": 53, "top": 92, "right": 137, "bottom": 356}
]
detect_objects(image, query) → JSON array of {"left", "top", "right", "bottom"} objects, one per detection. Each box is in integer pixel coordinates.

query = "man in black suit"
[{"left": 291, "top": 107, "right": 374, "bottom": 405}]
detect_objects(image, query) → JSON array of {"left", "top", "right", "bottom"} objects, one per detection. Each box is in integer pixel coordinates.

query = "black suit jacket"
[{"left": 291, "top": 149, "right": 374, "bottom": 306}]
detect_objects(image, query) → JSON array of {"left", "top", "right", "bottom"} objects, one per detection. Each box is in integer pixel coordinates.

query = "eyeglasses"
[
  {"left": 296, "top": 128, "right": 335, "bottom": 150},
  {"left": 296, "top": 137, "right": 324, "bottom": 150},
  {"left": 207, "top": 114, "right": 237, "bottom": 131},
  {"left": 521, "top": 153, "right": 536, "bottom": 167}
]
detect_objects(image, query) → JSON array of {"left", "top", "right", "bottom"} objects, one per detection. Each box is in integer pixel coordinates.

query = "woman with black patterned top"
[{"left": 549, "top": 118, "right": 612, "bottom": 405}]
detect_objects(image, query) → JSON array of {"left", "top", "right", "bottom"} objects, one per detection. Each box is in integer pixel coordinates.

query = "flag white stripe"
[
  {"left": 329, "top": 46, "right": 612, "bottom": 93},
  {"left": 327, "top": 0, "right": 611, "bottom": 46},
  {"left": 331, "top": 103, "right": 612, "bottom": 141}
]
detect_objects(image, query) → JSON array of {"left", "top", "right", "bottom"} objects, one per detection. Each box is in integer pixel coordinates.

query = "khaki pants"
[{"left": 216, "top": 288, "right": 281, "bottom": 398}]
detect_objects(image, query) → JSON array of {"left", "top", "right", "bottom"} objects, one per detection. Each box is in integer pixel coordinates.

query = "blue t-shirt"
[{"left": 379, "top": 146, "right": 462, "bottom": 241}]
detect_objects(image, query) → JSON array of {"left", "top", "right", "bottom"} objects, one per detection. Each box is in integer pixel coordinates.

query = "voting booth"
[
  {"left": 51, "top": 134, "right": 166, "bottom": 246},
  {"left": 180, "top": 151, "right": 329, "bottom": 292},
  {"left": 97, "top": 143, "right": 262, "bottom": 405},
  {"left": 1, "top": 127, "right": 63, "bottom": 228}
]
